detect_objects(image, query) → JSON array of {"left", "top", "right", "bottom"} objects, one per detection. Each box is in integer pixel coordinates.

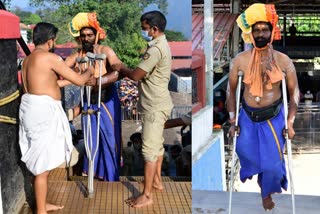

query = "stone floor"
[
  {"left": 193, "top": 153, "right": 320, "bottom": 214},
  {"left": 192, "top": 190, "right": 320, "bottom": 214},
  {"left": 236, "top": 154, "right": 320, "bottom": 196}
]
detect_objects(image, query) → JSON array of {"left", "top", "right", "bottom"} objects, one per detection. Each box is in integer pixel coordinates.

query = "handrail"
[{"left": 213, "top": 73, "right": 229, "bottom": 91}]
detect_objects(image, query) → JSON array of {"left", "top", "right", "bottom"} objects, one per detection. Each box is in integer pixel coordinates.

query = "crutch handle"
[
  {"left": 86, "top": 52, "right": 96, "bottom": 60},
  {"left": 95, "top": 53, "right": 106, "bottom": 60},
  {"left": 76, "top": 57, "right": 82, "bottom": 63},
  {"left": 77, "top": 57, "right": 89, "bottom": 74},
  {"left": 81, "top": 56, "right": 89, "bottom": 63}
]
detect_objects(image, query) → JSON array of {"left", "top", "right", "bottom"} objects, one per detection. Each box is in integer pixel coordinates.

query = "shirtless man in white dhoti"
[{"left": 19, "top": 22, "right": 94, "bottom": 214}]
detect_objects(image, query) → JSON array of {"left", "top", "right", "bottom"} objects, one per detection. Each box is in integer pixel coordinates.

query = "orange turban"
[
  {"left": 68, "top": 12, "right": 106, "bottom": 40},
  {"left": 236, "top": 3, "right": 281, "bottom": 44}
]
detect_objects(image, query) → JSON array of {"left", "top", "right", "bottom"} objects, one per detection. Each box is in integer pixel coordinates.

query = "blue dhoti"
[
  {"left": 236, "top": 102, "right": 288, "bottom": 198},
  {"left": 82, "top": 86, "right": 121, "bottom": 181}
]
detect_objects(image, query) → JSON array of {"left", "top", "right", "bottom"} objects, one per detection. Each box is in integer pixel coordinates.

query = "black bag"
[{"left": 243, "top": 98, "right": 282, "bottom": 122}]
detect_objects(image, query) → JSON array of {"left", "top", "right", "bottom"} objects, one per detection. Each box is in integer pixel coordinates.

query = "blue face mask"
[{"left": 141, "top": 30, "right": 152, "bottom": 41}]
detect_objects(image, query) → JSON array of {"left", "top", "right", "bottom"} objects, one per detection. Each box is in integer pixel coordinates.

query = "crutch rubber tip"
[{"left": 88, "top": 192, "right": 95, "bottom": 198}]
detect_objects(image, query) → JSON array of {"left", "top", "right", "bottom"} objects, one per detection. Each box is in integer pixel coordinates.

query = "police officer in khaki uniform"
[{"left": 118, "top": 10, "right": 173, "bottom": 208}]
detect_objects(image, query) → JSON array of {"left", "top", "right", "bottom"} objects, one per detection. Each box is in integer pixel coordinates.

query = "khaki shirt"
[{"left": 137, "top": 35, "right": 173, "bottom": 113}]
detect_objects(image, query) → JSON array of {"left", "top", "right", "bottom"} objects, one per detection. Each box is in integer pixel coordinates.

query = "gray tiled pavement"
[{"left": 193, "top": 190, "right": 320, "bottom": 214}]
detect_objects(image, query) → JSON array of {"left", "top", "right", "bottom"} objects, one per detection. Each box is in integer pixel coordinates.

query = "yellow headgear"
[
  {"left": 68, "top": 12, "right": 106, "bottom": 40},
  {"left": 236, "top": 3, "right": 281, "bottom": 44}
]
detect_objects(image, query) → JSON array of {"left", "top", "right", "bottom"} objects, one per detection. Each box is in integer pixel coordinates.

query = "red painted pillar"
[{"left": 192, "top": 49, "right": 206, "bottom": 114}]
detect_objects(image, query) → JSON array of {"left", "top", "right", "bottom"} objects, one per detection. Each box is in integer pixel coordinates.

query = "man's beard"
[
  {"left": 49, "top": 45, "right": 55, "bottom": 53},
  {"left": 254, "top": 36, "right": 271, "bottom": 48},
  {"left": 82, "top": 42, "right": 94, "bottom": 53}
]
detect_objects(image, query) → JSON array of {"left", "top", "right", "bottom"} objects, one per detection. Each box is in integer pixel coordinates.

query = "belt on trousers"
[{"left": 242, "top": 98, "right": 282, "bottom": 122}]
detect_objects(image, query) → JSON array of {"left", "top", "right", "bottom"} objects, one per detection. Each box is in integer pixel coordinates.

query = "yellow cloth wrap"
[
  {"left": 236, "top": 3, "right": 280, "bottom": 44},
  {"left": 69, "top": 12, "right": 106, "bottom": 40}
]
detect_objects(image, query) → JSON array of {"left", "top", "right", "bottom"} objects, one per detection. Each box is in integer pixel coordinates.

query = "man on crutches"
[
  {"left": 65, "top": 12, "right": 123, "bottom": 183},
  {"left": 227, "top": 3, "right": 299, "bottom": 212}
]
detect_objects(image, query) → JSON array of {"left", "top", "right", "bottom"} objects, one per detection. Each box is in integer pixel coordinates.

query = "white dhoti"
[{"left": 19, "top": 94, "right": 73, "bottom": 175}]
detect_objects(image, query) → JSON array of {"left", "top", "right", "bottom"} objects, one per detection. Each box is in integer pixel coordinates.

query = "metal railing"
[
  {"left": 293, "top": 103, "right": 320, "bottom": 152},
  {"left": 121, "top": 105, "right": 192, "bottom": 121}
]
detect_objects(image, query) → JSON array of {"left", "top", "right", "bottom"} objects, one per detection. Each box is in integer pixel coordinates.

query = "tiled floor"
[
  {"left": 20, "top": 169, "right": 191, "bottom": 214},
  {"left": 193, "top": 190, "right": 320, "bottom": 214}
]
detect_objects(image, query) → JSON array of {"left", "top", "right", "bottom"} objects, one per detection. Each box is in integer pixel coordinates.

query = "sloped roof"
[
  {"left": 172, "top": 59, "right": 192, "bottom": 70},
  {"left": 168, "top": 41, "right": 192, "bottom": 57},
  {"left": 18, "top": 43, "right": 78, "bottom": 58},
  {"left": 192, "top": 12, "right": 204, "bottom": 51},
  {"left": 168, "top": 41, "right": 192, "bottom": 70},
  {"left": 18, "top": 42, "right": 191, "bottom": 70},
  {"left": 193, "top": 0, "right": 320, "bottom": 14},
  {"left": 192, "top": 13, "right": 238, "bottom": 61}
]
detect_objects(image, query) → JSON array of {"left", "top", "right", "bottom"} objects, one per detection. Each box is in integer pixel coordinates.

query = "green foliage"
[
  {"left": 24, "top": 13, "right": 42, "bottom": 24},
  {"left": 30, "top": 0, "right": 168, "bottom": 13},
  {"left": 165, "top": 30, "right": 186, "bottom": 41},
  {"left": 283, "top": 15, "right": 320, "bottom": 35},
  {"left": 11, "top": 8, "right": 43, "bottom": 42},
  {"left": 28, "top": 0, "right": 167, "bottom": 68},
  {"left": 11, "top": 8, "right": 32, "bottom": 23},
  {"left": 11, "top": 8, "right": 42, "bottom": 25},
  {"left": 1, "top": 0, "right": 11, "bottom": 8}
]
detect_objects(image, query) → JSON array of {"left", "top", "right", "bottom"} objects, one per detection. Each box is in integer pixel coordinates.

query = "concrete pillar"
[
  {"left": 204, "top": 0, "right": 214, "bottom": 107},
  {"left": 232, "top": 0, "right": 240, "bottom": 57},
  {"left": 283, "top": 14, "right": 286, "bottom": 47}
]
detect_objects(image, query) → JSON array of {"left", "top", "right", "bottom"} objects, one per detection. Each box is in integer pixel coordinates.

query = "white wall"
[
  {"left": 20, "top": 29, "right": 28, "bottom": 44},
  {"left": 192, "top": 107, "right": 226, "bottom": 191},
  {"left": 192, "top": 105, "right": 213, "bottom": 157},
  {"left": 192, "top": 130, "right": 226, "bottom": 191}
]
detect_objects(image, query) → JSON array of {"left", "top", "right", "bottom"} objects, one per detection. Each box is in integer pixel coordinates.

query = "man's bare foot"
[
  {"left": 127, "top": 194, "right": 153, "bottom": 208},
  {"left": 46, "top": 203, "right": 64, "bottom": 211},
  {"left": 138, "top": 180, "right": 164, "bottom": 191},
  {"left": 262, "top": 195, "right": 275, "bottom": 211},
  {"left": 152, "top": 182, "right": 164, "bottom": 191}
]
